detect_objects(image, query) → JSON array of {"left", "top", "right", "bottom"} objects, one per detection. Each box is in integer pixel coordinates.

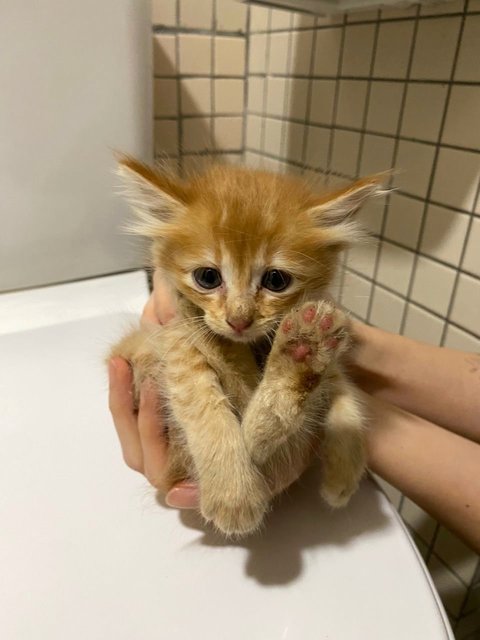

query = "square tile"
[
  {"left": 310, "top": 80, "right": 336, "bottom": 125},
  {"left": 291, "top": 12, "right": 316, "bottom": 29},
  {"left": 434, "top": 527, "right": 479, "bottom": 584},
  {"left": 215, "top": 37, "right": 245, "bottom": 76},
  {"left": 263, "top": 118, "right": 283, "bottom": 157},
  {"left": 270, "top": 8, "right": 292, "bottom": 30},
  {"left": 180, "top": 77, "right": 212, "bottom": 115},
  {"left": 403, "top": 303, "right": 444, "bottom": 345},
  {"left": 289, "top": 29, "right": 314, "bottom": 75},
  {"left": 268, "top": 32, "right": 290, "bottom": 74},
  {"left": 330, "top": 129, "right": 361, "bottom": 177},
  {"left": 401, "top": 83, "right": 448, "bottom": 142},
  {"left": 266, "top": 77, "right": 287, "bottom": 117},
  {"left": 369, "top": 286, "right": 406, "bottom": 333},
  {"left": 284, "top": 122, "right": 305, "bottom": 163},
  {"left": 247, "top": 76, "right": 265, "bottom": 113},
  {"left": 444, "top": 324, "right": 480, "bottom": 351},
  {"left": 455, "top": 607, "right": 480, "bottom": 640},
  {"left": 357, "top": 195, "right": 386, "bottom": 235},
  {"left": 463, "top": 582, "right": 480, "bottom": 616},
  {"left": 443, "top": 86, "right": 480, "bottom": 150},
  {"left": 450, "top": 273, "right": 480, "bottom": 335},
  {"left": 214, "top": 79, "right": 244, "bottom": 114},
  {"left": 411, "top": 17, "right": 461, "bottom": 80},
  {"left": 420, "top": 204, "right": 469, "bottom": 265},
  {"left": 250, "top": 6, "right": 269, "bottom": 32},
  {"left": 376, "top": 241, "right": 415, "bottom": 295},
  {"left": 420, "top": 0, "right": 465, "bottom": 15},
  {"left": 215, "top": 0, "right": 247, "bottom": 33},
  {"left": 381, "top": 6, "right": 417, "bottom": 18},
  {"left": 214, "top": 116, "right": 243, "bottom": 150},
  {"left": 154, "top": 78, "right": 178, "bottom": 117},
  {"left": 342, "top": 24, "right": 376, "bottom": 77},
  {"left": 401, "top": 497, "right": 437, "bottom": 543},
  {"left": 366, "top": 81, "right": 404, "bottom": 135},
  {"left": 455, "top": 15, "right": 480, "bottom": 83},
  {"left": 384, "top": 193, "right": 424, "bottom": 249},
  {"left": 341, "top": 270, "right": 372, "bottom": 318},
  {"left": 374, "top": 21, "right": 415, "bottom": 79},
  {"left": 428, "top": 556, "right": 468, "bottom": 617},
  {"left": 286, "top": 78, "right": 310, "bottom": 121},
  {"left": 411, "top": 255, "right": 457, "bottom": 315},
  {"left": 360, "top": 134, "right": 395, "bottom": 176},
  {"left": 152, "top": 0, "right": 176, "bottom": 26},
  {"left": 313, "top": 28, "right": 343, "bottom": 77},
  {"left": 431, "top": 148, "right": 480, "bottom": 211},
  {"left": 154, "top": 119, "right": 178, "bottom": 155},
  {"left": 179, "top": 34, "right": 212, "bottom": 75},
  {"left": 179, "top": 0, "right": 213, "bottom": 30},
  {"left": 347, "top": 241, "right": 378, "bottom": 278},
  {"left": 153, "top": 35, "right": 177, "bottom": 76},
  {"left": 394, "top": 140, "right": 436, "bottom": 198},
  {"left": 246, "top": 115, "right": 262, "bottom": 151},
  {"left": 305, "top": 125, "right": 330, "bottom": 170},
  {"left": 248, "top": 35, "right": 267, "bottom": 74},
  {"left": 182, "top": 117, "right": 212, "bottom": 152},
  {"left": 463, "top": 218, "right": 480, "bottom": 277},
  {"left": 347, "top": 9, "right": 378, "bottom": 22},
  {"left": 336, "top": 80, "right": 368, "bottom": 129}
]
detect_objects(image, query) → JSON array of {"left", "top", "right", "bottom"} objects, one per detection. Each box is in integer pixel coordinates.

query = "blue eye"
[
  {"left": 193, "top": 267, "right": 222, "bottom": 290},
  {"left": 261, "top": 269, "right": 291, "bottom": 292}
]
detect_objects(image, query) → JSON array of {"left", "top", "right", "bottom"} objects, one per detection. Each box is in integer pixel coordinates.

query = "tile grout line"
[
  {"left": 211, "top": 0, "right": 217, "bottom": 157},
  {"left": 174, "top": 0, "right": 184, "bottom": 176},
  {"left": 259, "top": 11, "right": 273, "bottom": 167},
  {"left": 365, "top": 8, "right": 422, "bottom": 327},
  {"left": 397, "top": 2, "right": 470, "bottom": 340},
  {"left": 241, "top": 5, "right": 252, "bottom": 163}
]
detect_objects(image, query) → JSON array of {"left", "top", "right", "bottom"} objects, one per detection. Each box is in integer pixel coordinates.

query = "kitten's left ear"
[
  {"left": 308, "top": 175, "right": 387, "bottom": 247},
  {"left": 116, "top": 155, "right": 188, "bottom": 237}
]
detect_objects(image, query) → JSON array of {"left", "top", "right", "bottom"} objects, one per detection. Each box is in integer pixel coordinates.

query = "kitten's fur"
[{"left": 111, "top": 158, "right": 382, "bottom": 536}]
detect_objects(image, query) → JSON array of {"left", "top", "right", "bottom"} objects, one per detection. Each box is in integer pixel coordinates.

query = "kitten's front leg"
[
  {"left": 320, "top": 376, "right": 366, "bottom": 508},
  {"left": 162, "top": 329, "right": 269, "bottom": 536},
  {"left": 243, "top": 301, "right": 350, "bottom": 466}
]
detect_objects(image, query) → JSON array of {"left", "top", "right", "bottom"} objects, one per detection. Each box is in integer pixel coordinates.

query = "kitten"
[{"left": 110, "top": 157, "right": 383, "bottom": 536}]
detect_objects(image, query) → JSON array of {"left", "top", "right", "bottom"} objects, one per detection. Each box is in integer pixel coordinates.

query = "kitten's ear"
[
  {"left": 308, "top": 174, "right": 387, "bottom": 247},
  {"left": 117, "top": 155, "right": 187, "bottom": 237}
]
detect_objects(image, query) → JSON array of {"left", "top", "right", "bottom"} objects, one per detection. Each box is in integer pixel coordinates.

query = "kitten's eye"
[
  {"left": 193, "top": 267, "right": 222, "bottom": 290},
  {"left": 261, "top": 269, "right": 292, "bottom": 292}
]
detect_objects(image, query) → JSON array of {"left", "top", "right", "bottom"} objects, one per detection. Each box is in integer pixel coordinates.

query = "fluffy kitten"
[{"left": 111, "top": 157, "right": 382, "bottom": 536}]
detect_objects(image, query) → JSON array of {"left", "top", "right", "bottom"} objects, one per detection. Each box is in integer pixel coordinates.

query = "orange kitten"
[{"left": 110, "top": 158, "right": 383, "bottom": 536}]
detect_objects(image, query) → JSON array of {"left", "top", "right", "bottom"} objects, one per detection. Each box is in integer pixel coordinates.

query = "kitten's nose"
[{"left": 227, "top": 317, "right": 253, "bottom": 334}]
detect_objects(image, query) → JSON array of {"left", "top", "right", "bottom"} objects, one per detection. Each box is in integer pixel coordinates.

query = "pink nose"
[{"left": 227, "top": 318, "right": 253, "bottom": 333}]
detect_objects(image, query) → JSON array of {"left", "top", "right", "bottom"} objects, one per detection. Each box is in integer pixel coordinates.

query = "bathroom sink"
[{"left": 0, "top": 271, "right": 454, "bottom": 640}]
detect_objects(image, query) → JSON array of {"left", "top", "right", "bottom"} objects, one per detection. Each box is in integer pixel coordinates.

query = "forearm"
[
  {"left": 365, "top": 394, "right": 480, "bottom": 554},
  {"left": 350, "top": 321, "right": 480, "bottom": 443}
]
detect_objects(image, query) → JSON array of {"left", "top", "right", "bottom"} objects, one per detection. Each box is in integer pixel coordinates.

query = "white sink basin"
[{"left": 0, "top": 272, "right": 453, "bottom": 640}]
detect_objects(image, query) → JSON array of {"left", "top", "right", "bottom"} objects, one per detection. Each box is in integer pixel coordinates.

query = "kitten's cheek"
[{"left": 165, "top": 484, "right": 199, "bottom": 509}]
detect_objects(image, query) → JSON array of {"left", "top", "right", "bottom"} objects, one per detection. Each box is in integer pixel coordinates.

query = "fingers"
[
  {"left": 108, "top": 358, "right": 143, "bottom": 473},
  {"left": 166, "top": 481, "right": 200, "bottom": 509},
  {"left": 141, "top": 293, "right": 159, "bottom": 325},
  {"left": 137, "top": 381, "right": 169, "bottom": 489}
]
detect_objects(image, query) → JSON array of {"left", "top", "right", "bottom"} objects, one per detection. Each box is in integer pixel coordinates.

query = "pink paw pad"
[
  {"left": 290, "top": 343, "right": 312, "bottom": 362},
  {"left": 302, "top": 306, "right": 317, "bottom": 324},
  {"left": 326, "top": 336, "right": 339, "bottom": 350},
  {"left": 320, "top": 314, "right": 333, "bottom": 332},
  {"left": 282, "top": 318, "right": 293, "bottom": 334}
]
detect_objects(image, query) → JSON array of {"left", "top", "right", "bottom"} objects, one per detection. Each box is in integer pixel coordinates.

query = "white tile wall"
[{"left": 151, "top": 1, "right": 480, "bottom": 631}]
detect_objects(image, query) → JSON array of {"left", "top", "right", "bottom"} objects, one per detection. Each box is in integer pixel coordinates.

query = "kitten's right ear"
[{"left": 117, "top": 155, "right": 187, "bottom": 237}]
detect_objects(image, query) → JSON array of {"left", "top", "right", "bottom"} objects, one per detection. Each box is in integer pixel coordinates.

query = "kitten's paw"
[
  {"left": 200, "top": 472, "right": 269, "bottom": 537},
  {"left": 275, "top": 300, "right": 350, "bottom": 374},
  {"left": 320, "top": 459, "right": 365, "bottom": 508}
]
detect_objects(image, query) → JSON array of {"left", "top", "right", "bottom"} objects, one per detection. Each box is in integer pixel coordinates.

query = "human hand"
[{"left": 108, "top": 270, "right": 199, "bottom": 509}]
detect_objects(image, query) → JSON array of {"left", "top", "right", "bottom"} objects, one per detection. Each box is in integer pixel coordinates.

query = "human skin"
[{"left": 108, "top": 276, "right": 480, "bottom": 551}]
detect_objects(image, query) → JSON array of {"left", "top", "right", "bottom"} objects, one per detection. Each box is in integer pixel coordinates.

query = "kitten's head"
[{"left": 119, "top": 158, "right": 383, "bottom": 343}]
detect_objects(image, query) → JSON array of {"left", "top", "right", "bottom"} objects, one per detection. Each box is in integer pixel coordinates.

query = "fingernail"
[{"left": 166, "top": 486, "right": 199, "bottom": 509}]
